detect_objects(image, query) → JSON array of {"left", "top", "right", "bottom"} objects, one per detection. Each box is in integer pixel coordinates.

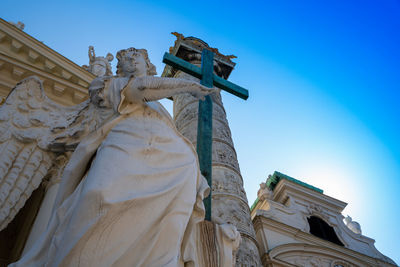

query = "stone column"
[{"left": 162, "top": 35, "right": 261, "bottom": 266}]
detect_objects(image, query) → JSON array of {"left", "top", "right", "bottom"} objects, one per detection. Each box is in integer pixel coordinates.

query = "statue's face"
[
  {"left": 91, "top": 60, "right": 107, "bottom": 77},
  {"left": 120, "top": 51, "right": 147, "bottom": 77},
  {"left": 89, "top": 87, "right": 110, "bottom": 108}
]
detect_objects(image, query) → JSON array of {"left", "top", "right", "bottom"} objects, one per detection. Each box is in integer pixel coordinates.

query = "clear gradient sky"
[{"left": 2, "top": 0, "right": 400, "bottom": 263}]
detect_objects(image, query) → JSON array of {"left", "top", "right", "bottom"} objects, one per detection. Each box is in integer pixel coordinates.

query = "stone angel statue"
[
  {"left": 0, "top": 77, "right": 114, "bottom": 232},
  {"left": 257, "top": 182, "right": 273, "bottom": 201},
  {"left": 7, "top": 47, "right": 216, "bottom": 266}
]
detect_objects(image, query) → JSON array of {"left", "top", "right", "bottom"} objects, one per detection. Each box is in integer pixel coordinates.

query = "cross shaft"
[{"left": 162, "top": 49, "right": 249, "bottom": 221}]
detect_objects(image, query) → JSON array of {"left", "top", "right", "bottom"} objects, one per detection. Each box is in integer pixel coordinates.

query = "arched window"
[{"left": 307, "top": 216, "right": 344, "bottom": 246}]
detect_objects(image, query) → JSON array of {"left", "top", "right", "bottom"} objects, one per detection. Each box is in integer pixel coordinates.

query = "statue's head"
[
  {"left": 90, "top": 55, "right": 113, "bottom": 77},
  {"left": 85, "top": 46, "right": 113, "bottom": 77},
  {"left": 344, "top": 215, "right": 352, "bottom": 223},
  {"left": 259, "top": 182, "right": 267, "bottom": 189},
  {"left": 116, "top": 48, "right": 157, "bottom": 77}
]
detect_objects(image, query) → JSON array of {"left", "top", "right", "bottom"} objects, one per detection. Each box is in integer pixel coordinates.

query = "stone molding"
[
  {"left": 267, "top": 243, "right": 396, "bottom": 267},
  {"left": 165, "top": 34, "right": 262, "bottom": 266},
  {"left": 252, "top": 179, "right": 397, "bottom": 266},
  {"left": 0, "top": 18, "right": 94, "bottom": 105},
  {"left": 273, "top": 179, "right": 347, "bottom": 215}
]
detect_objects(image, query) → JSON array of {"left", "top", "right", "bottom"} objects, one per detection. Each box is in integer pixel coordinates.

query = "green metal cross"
[{"left": 163, "top": 49, "right": 249, "bottom": 221}]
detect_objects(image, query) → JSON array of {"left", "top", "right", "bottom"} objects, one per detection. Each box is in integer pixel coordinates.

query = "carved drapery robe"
[{"left": 11, "top": 76, "right": 209, "bottom": 267}]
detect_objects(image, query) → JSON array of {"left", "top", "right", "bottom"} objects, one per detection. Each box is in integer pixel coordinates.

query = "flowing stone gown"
[{"left": 11, "top": 76, "right": 208, "bottom": 267}]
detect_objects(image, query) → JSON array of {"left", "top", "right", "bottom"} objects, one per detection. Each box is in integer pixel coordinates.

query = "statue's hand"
[{"left": 190, "top": 82, "right": 219, "bottom": 100}]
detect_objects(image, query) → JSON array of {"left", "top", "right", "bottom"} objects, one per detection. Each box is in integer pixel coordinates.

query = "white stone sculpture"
[
  {"left": 0, "top": 77, "right": 100, "bottom": 232},
  {"left": 257, "top": 182, "right": 273, "bottom": 201},
  {"left": 8, "top": 47, "right": 217, "bottom": 266},
  {"left": 215, "top": 223, "right": 241, "bottom": 267},
  {"left": 82, "top": 45, "right": 114, "bottom": 77},
  {"left": 9, "top": 21, "right": 25, "bottom": 30},
  {"left": 344, "top": 215, "right": 362, "bottom": 235}
]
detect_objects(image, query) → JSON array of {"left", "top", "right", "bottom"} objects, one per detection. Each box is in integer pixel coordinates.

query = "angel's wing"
[{"left": 0, "top": 76, "right": 109, "bottom": 231}]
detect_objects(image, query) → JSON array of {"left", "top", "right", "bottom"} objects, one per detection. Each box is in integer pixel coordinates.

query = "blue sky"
[{"left": 2, "top": 0, "right": 399, "bottom": 263}]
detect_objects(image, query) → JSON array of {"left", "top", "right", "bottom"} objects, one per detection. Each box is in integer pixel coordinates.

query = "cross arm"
[
  {"left": 162, "top": 52, "right": 249, "bottom": 100},
  {"left": 163, "top": 52, "right": 202, "bottom": 80}
]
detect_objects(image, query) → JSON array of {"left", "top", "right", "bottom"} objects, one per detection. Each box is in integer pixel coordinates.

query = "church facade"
[
  {"left": 251, "top": 171, "right": 397, "bottom": 266},
  {"left": 0, "top": 18, "right": 396, "bottom": 267}
]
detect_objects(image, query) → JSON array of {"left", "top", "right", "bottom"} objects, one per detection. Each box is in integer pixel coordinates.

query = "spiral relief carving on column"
[{"left": 163, "top": 34, "right": 262, "bottom": 266}]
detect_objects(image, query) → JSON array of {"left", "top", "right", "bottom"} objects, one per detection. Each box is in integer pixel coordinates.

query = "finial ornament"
[
  {"left": 257, "top": 182, "right": 273, "bottom": 201},
  {"left": 169, "top": 32, "right": 237, "bottom": 61},
  {"left": 9, "top": 21, "right": 25, "bottom": 30},
  {"left": 344, "top": 215, "right": 362, "bottom": 234}
]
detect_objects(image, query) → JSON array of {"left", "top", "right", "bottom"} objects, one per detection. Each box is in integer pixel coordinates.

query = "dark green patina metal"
[
  {"left": 163, "top": 52, "right": 249, "bottom": 100},
  {"left": 197, "top": 49, "right": 214, "bottom": 221},
  {"left": 250, "top": 172, "right": 324, "bottom": 212},
  {"left": 162, "top": 50, "right": 249, "bottom": 221},
  {"left": 267, "top": 171, "right": 324, "bottom": 194},
  {"left": 250, "top": 197, "right": 260, "bottom": 212}
]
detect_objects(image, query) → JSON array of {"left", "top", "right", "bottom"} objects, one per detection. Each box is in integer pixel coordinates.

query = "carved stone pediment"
[
  {"left": 0, "top": 18, "right": 94, "bottom": 106},
  {"left": 268, "top": 243, "right": 385, "bottom": 267},
  {"left": 252, "top": 173, "right": 397, "bottom": 266}
]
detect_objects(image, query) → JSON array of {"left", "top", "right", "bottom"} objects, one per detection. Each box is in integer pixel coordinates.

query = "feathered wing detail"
[
  {"left": 48, "top": 96, "right": 116, "bottom": 152},
  {"left": 0, "top": 76, "right": 114, "bottom": 231}
]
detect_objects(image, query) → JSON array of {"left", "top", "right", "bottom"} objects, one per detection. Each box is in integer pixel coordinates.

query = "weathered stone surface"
[
  {"left": 252, "top": 175, "right": 398, "bottom": 267},
  {"left": 212, "top": 141, "right": 240, "bottom": 172},
  {"left": 81, "top": 46, "right": 113, "bottom": 77},
  {"left": 212, "top": 166, "right": 247, "bottom": 201},
  {"left": 236, "top": 237, "right": 262, "bottom": 267},
  {"left": 169, "top": 36, "right": 262, "bottom": 266},
  {"left": 178, "top": 119, "right": 234, "bottom": 148},
  {"left": 9, "top": 47, "right": 215, "bottom": 267},
  {"left": 0, "top": 18, "right": 94, "bottom": 106},
  {"left": 174, "top": 97, "right": 227, "bottom": 132},
  {"left": 212, "top": 195, "right": 255, "bottom": 238}
]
